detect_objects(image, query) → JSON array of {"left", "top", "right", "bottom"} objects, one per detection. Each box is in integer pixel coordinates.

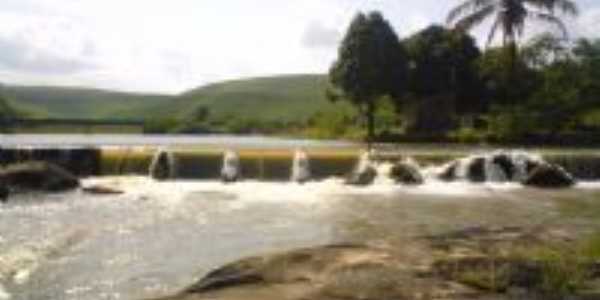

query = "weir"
[{"left": 1, "top": 146, "right": 600, "bottom": 182}]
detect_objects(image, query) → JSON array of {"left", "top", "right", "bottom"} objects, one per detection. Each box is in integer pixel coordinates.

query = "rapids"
[{"left": 1, "top": 145, "right": 600, "bottom": 299}]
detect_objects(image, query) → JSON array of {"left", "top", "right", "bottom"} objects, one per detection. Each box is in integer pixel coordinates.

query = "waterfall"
[
  {"left": 221, "top": 150, "right": 240, "bottom": 183},
  {"left": 484, "top": 156, "right": 507, "bottom": 182},
  {"left": 345, "top": 150, "right": 378, "bottom": 186},
  {"left": 149, "top": 149, "right": 177, "bottom": 180},
  {"left": 291, "top": 149, "right": 311, "bottom": 183},
  {"left": 438, "top": 150, "right": 547, "bottom": 183}
]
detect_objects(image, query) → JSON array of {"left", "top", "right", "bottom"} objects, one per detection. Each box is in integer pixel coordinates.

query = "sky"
[{"left": 0, "top": 0, "right": 598, "bottom": 94}]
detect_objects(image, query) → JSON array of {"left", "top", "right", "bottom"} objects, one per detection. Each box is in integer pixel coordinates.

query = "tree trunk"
[{"left": 366, "top": 101, "right": 375, "bottom": 150}]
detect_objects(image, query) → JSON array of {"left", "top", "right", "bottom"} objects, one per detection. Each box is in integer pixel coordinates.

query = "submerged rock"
[
  {"left": 523, "top": 163, "right": 575, "bottom": 188},
  {"left": 0, "top": 161, "right": 79, "bottom": 192},
  {"left": 438, "top": 162, "right": 458, "bottom": 181},
  {"left": 390, "top": 161, "right": 424, "bottom": 185},
  {"left": 82, "top": 185, "right": 124, "bottom": 195},
  {"left": 345, "top": 166, "right": 377, "bottom": 186}
]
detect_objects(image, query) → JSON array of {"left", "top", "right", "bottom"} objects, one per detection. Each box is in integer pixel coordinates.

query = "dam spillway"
[{"left": 1, "top": 146, "right": 600, "bottom": 182}]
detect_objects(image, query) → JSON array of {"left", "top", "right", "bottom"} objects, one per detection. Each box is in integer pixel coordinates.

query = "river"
[{"left": 1, "top": 134, "right": 600, "bottom": 300}]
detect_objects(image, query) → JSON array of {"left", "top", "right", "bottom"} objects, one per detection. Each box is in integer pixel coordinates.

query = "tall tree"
[
  {"left": 447, "top": 0, "right": 578, "bottom": 54},
  {"left": 329, "top": 11, "right": 408, "bottom": 147},
  {"left": 403, "top": 25, "right": 484, "bottom": 132}
]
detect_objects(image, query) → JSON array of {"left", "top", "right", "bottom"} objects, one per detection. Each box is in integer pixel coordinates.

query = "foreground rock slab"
[
  {"left": 149, "top": 244, "right": 479, "bottom": 300},
  {"left": 0, "top": 161, "right": 80, "bottom": 193}
]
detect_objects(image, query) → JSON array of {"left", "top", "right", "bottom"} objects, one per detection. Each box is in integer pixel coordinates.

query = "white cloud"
[{"left": 0, "top": 0, "right": 597, "bottom": 94}]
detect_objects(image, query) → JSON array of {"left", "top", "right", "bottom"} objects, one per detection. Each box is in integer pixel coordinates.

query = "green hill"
[
  {"left": 0, "top": 85, "right": 172, "bottom": 120},
  {"left": 1, "top": 74, "right": 352, "bottom": 133},
  {"left": 141, "top": 74, "right": 344, "bottom": 122}
]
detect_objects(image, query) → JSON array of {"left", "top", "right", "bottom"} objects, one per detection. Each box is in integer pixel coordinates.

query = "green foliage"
[
  {"left": 449, "top": 127, "right": 487, "bottom": 144},
  {"left": 143, "top": 118, "right": 180, "bottom": 134},
  {"left": 404, "top": 25, "right": 481, "bottom": 99},
  {"left": 402, "top": 25, "right": 483, "bottom": 134},
  {"left": 478, "top": 47, "right": 540, "bottom": 107},
  {"left": 304, "top": 104, "right": 361, "bottom": 139},
  {"left": 329, "top": 11, "right": 409, "bottom": 143}
]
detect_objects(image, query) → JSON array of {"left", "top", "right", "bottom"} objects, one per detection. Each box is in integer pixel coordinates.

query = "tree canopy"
[{"left": 329, "top": 11, "right": 408, "bottom": 145}]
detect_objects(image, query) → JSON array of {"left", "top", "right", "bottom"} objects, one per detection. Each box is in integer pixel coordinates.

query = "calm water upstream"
[{"left": 0, "top": 134, "right": 355, "bottom": 149}]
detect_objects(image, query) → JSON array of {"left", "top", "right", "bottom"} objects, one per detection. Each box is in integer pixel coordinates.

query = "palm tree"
[{"left": 447, "top": 0, "right": 578, "bottom": 49}]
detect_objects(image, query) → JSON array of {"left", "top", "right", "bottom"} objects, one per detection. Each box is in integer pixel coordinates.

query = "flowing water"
[{"left": 1, "top": 135, "right": 600, "bottom": 300}]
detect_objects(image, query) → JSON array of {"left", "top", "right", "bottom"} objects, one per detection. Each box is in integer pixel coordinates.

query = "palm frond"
[
  {"left": 529, "top": 11, "right": 569, "bottom": 39},
  {"left": 525, "top": 0, "right": 579, "bottom": 16},
  {"left": 486, "top": 17, "right": 502, "bottom": 47},
  {"left": 447, "top": 0, "right": 496, "bottom": 24},
  {"left": 454, "top": 4, "right": 496, "bottom": 31}
]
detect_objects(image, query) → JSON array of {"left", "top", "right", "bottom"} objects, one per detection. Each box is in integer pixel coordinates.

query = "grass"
[{"left": 435, "top": 233, "right": 600, "bottom": 296}]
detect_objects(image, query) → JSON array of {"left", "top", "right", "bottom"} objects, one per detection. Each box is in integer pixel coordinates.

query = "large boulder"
[
  {"left": 390, "top": 162, "right": 424, "bottom": 185},
  {"left": 523, "top": 163, "right": 575, "bottom": 188},
  {"left": 149, "top": 150, "right": 177, "bottom": 180},
  {"left": 0, "top": 161, "right": 80, "bottom": 192},
  {"left": 345, "top": 165, "right": 377, "bottom": 186},
  {"left": 438, "top": 162, "right": 458, "bottom": 181},
  {"left": 492, "top": 154, "right": 515, "bottom": 180},
  {"left": 467, "top": 157, "right": 486, "bottom": 183}
]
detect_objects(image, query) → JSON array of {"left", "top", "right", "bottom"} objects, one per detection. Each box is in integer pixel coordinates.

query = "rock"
[
  {"left": 390, "top": 162, "right": 424, "bottom": 185},
  {"left": 523, "top": 163, "right": 575, "bottom": 188},
  {"left": 438, "top": 162, "right": 458, "bottom": 181},
  {"left": 82, "top": 185, "right": 124, "bottom": 195},
  {"left": 0, "top": 183, "right": 8, "bottom": 202},
  {"left": 158, "top": 244, "right": 409, "bottom": 300},
  {"left": 345, "top": 165, "right": 377, "bottom": 186},
  {"left": 467, "top": 157, "right": 486, "bottom": 183},
  {"left": 149, "top": 150, "right": 177, "bottom": 180},
  {"left": 0, "top": 161, "right": 79, "bottom": 192},
  {"left": 492, "top": 154, "right": 515, "bottom": 180}
]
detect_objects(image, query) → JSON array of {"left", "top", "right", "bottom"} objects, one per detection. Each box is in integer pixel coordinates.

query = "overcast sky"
[{"left": 0, "top": 0, "right": 598, "bottom": 94}]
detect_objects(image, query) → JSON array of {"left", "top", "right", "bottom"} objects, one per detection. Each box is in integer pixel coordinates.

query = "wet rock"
[
  {"left": 149, "top": 150, "right": 177, "bottom": 180},
  {"left": 82, "top": 185, "right": 124, "bottom": 195},
  {"left": 438, "top": 162, "right": 458, "bottom": 181},
  {"left": 0, "top": 182, "right": 8, "bottom": 202},
  {"left": 467, "top": 157, "right": 486, "bottom": 183},
  {"left": 345, "top": 165, "right": 377, "bottom": 186},
  {"left": 492, "top": 154, "right": 515, "bottom": 180},
  {"left": 523, "top": 163, "right": 575, "bottom": 188},
  {"left": 390, "top": 162, "right": 424, "bottom": 185},
  {"left": 156, "top": 244, "right": 414, "bottom": 300},
  {"left": 0, "top": 161, "right": 79, "bottom": 192}
]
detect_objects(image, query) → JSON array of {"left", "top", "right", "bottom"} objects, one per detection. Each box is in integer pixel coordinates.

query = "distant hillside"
[
  {"left": 0, "top": 96, "right": 17, "bottom": 119},
  {"left": 0, "top": 85, "right": 172, "bottom": 120},
  {"left": 142, "top": 74, "right": 345, "bottom": 123},
  {"left": 0, "top": 74, "right": 348, "bottom": 126}
]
